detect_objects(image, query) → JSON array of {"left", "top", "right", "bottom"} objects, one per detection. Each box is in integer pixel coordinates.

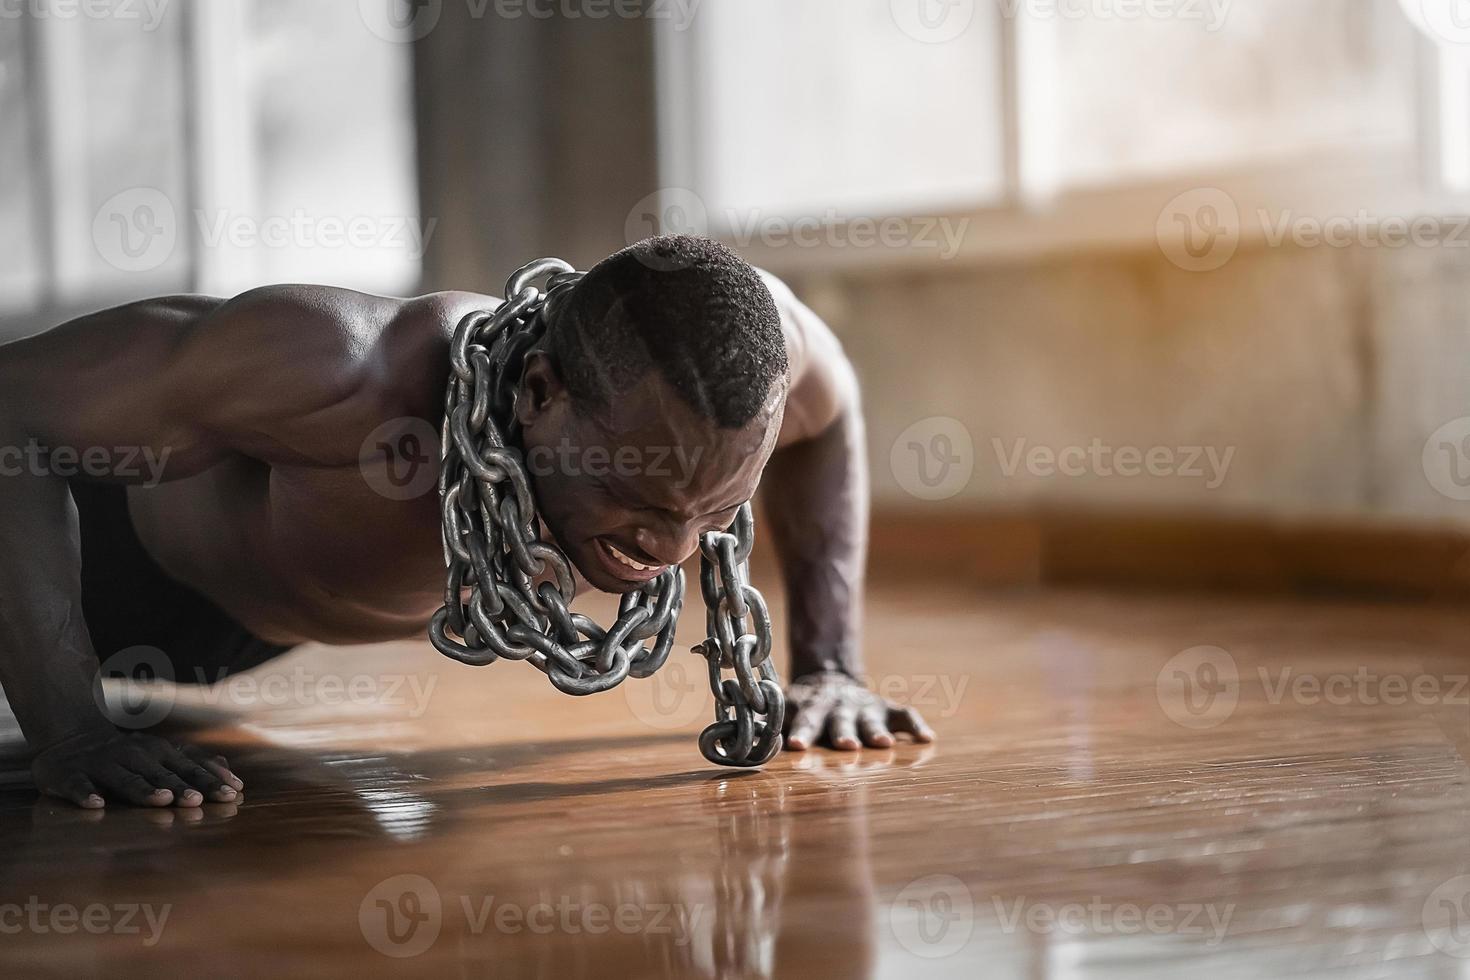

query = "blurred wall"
[
  {"left": 414, "top": 9, "right": 1468, "bottom": 533},
  {"left": 790, "top": 240, "right": 1470, "bottom": 524},
  {"left": 0, "top": 0, "right": 420, "bottom": 340},
  {"left": 414, "top": 1, "right": 660, "bottom": 292}
]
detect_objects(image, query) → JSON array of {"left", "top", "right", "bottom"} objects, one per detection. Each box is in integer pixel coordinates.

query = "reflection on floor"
[{"left": 3, "top": 583, "right": 1470, "bottom": 978}]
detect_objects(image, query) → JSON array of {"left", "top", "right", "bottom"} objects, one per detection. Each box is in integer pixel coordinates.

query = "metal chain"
[{"left": 428, "top": 257, "right": 784, "bottom": 768}]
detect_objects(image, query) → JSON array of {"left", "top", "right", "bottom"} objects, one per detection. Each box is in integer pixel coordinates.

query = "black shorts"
[{"left": 70, "top": 480, "right": 293, "bottom": 683}]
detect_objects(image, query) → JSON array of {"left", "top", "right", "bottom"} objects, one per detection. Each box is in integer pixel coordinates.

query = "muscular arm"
[
  {"left": 0, "top": 295, "right": 231, "bottom": 755},
  {"left": 759, "top": 275, "right": 867, "bottom": 678},
  {"left": 758, "top": 273, "right": 933, "bottom": 750},
  {"left": 0, "top": 286, "right": 460, "bottom": 805}
]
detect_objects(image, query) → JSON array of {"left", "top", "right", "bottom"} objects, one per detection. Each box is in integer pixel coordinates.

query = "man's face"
[{"left": 515, "top": 354, "right": 785, "bottom": 593}]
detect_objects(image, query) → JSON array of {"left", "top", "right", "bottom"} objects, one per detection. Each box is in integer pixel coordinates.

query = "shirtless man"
[{"left": 0, "top": 235, "right": 934, "bottom": 809}]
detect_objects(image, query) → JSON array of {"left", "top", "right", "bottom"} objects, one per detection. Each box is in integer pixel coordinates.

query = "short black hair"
[{"left": 543, "top": 236, "right": 789, "bottom": 429}]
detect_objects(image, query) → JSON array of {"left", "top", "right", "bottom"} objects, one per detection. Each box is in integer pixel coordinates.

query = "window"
[
  {"left": 656, "top": 0, "right": 1008, "bottom": 221},
  {"left": 1051, "top": 0, "right": 1419, "bottom": 188},
  {"left": 2, "top": 0, "right": 420, "bottom": 320},
  {"left": 654, "top": 0, "right": 1459, "bottom": 263}
]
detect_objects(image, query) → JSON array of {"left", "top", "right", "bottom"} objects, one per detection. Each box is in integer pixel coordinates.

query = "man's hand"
[
  {"left": 31, "top": 730, "right": 243, "bottom": 808},
  {"left": 783, "top": 671, "right": 935, "bottom": 751}
]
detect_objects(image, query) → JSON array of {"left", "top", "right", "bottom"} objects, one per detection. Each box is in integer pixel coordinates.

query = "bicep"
[
  {"left": 0, "top": 295, "right": 228, "bottom": 476},
  {"left": 0, "top": 286, "right": 402, "bottom": 478},
  {"left": 166, "top": 285, "right": 402, "bottom": 463}
]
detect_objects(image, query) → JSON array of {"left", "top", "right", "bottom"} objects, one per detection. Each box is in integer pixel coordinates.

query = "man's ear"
[{"left": 514, "top": 351, "right": 567, "bottom": 427}]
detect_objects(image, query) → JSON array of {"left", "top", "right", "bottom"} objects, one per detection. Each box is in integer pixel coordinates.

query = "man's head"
[{"left": 514, "top": 235, "right": 789, "bottom": 593}]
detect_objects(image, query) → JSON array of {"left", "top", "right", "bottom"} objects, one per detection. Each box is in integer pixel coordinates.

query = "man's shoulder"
[
  {"left": 748, "top": 270, "right": 857, "bottom": 445},
  {"left": 752, "top": 268, "right": 821, "bottom": 383},
  {"left": 371, "top": 290, "right": 504, "bottom": 417}
]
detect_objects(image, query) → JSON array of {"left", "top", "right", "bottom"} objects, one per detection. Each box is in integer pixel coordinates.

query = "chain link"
[{"left": 429, "top": 257, "right": 784, "bottom": 767}]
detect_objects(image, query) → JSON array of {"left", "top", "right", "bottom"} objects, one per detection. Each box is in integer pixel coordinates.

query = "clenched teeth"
[{"left": 606, "top": 542, "right": 658, "bottom": 572}]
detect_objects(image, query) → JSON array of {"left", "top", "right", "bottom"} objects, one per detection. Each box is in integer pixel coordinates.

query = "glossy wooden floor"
[{"left": 4, "top": 580, "right": 1470, "bottom": 978}]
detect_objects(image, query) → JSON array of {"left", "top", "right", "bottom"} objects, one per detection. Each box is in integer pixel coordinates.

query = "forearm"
[
  {"left": 0, "top": 419, "right": 112, "bottom": 749},
  {"left": 760, "top": 403, "right": 869, "bottom": 679}
]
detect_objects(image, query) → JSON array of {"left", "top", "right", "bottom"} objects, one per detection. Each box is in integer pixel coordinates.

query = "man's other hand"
[
  {"left": 784, "top": 670, "right": 935, "bottom": 751},
  {"left": 31, "top": 730, "right": 244, "bottom": 808}
]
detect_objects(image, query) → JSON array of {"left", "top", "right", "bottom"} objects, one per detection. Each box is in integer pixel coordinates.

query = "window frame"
[{"left": 653, "top": 7, "right": 1465, "bottom": 275}]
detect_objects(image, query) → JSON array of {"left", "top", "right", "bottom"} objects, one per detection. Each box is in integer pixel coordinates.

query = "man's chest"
[
  {"left": 129, "top": 452, "right": 449, "bottom": 643},
  {"left": 266, "top": 459, "right": 447, "bottom": 609}
]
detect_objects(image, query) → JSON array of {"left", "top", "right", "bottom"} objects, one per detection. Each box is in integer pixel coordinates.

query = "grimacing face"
[{"left": 513, "top": 351, "right": 787, "bottom": 594}]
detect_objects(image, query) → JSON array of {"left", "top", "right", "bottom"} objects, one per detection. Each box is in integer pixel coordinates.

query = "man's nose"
[{"left": 634, "top": 523, "right": 700, "bottom": 568}]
